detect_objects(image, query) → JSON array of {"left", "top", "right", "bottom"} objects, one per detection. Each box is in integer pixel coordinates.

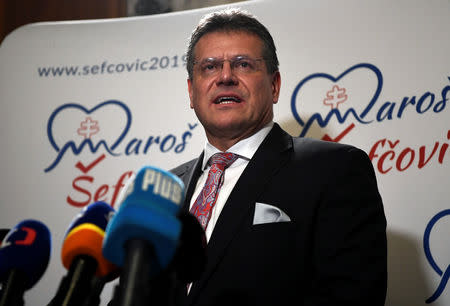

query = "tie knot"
[{"left": 209, "top": 152, "right": 238, "bottom": 170}]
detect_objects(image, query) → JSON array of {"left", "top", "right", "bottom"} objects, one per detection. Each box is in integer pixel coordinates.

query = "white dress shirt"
[{"left": 189, "top": 122, "right": 274, "bottom": 242}]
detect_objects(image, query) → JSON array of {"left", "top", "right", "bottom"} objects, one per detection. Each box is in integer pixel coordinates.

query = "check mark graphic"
[
  {"left": 321, "top": 123, "right": 355, "bottom": 143},
  {"left": 76, "top": 154, "right": 106, "bottom": 174}
]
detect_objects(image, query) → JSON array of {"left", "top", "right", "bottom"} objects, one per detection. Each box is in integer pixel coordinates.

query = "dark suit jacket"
[{"left": 170, "top": 123, "right": 387, "bottom": 306}]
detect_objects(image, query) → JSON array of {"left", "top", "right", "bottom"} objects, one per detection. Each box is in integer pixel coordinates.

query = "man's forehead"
[{"left": 194, "top": 30, "right": 263, "bottom": 58}]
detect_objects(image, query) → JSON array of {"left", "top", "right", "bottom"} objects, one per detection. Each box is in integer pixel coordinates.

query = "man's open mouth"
[{"left": 214, "top": 96, "right": 242, "bottom": 104}]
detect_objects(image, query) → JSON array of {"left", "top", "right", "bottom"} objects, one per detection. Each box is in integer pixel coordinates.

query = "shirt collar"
[{"left": 201, "top": 122, "right": 274, "bottom": 169}]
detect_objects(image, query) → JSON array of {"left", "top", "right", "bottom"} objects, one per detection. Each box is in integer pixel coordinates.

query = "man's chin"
[
  {"left": 206, "top": 120, "right": 259, "bottom": 139},
  {"left": 209, "top": 120, "right": 246, "bottom": 132}
]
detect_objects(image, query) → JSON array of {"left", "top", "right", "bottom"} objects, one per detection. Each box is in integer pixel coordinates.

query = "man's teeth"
[{"left": 216, "top": 96, "right": 241, "bottom": 104}]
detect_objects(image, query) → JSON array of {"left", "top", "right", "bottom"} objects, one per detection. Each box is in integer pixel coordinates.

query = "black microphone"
[
  {"left": 135, "top": 211, "right": 207, "bottom": 306},
  {"left": 0, "top": 220, "right": 51, "bottom": 306},
  {"left": 0, "top": 229, "right": 9, "bottom": 246},
  {"left": 0, "top": 229, "right": 10, "bottom": 302},
  {"left": 172, "top": 211, "right": 207, "bottom": 283},
  {"left": 48, "top": 201, "right": 119, "bottom": 306}
]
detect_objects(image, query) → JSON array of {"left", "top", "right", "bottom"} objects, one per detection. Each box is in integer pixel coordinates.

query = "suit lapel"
[
  {"left": 186, "top": 124, "right": 293, "bottom": 305},
  {"left": 179, "top": 152, "right": 204, "bottom": 212}
]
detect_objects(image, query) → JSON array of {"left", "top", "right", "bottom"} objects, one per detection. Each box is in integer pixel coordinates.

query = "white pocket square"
[{"left": 253, "top": 202, "right": 291, "bottom": 225}]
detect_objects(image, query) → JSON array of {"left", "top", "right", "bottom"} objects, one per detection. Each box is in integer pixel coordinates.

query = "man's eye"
[
  {"left": 203, "top": 62, "right": 217, "bottom": 71},
  {"left": 235, "top": 60, "right": 252, "bottom": 69}
]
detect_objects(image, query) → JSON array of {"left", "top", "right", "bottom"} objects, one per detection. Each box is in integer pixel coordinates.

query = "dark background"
[{"left": 0, "top": 0, "right": 245, "bottom": 44}]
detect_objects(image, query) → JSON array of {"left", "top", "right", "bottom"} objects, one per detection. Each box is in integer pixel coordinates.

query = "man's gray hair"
[{"left": 186, "top": 8, "right": 279, "bottom": 80}]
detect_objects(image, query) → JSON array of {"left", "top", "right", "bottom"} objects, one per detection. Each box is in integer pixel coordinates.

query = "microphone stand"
[
  {"left": 112, "top": 239, "right": 154, "bottom": 306},
  {"left": 81, "top": 276, "right": 106, "bottom": 306},
  {"left": 48, "top": 255, "right": 97, "bottom": 306},
  {"left": 0, "top": 269, "right": 25, "bottom": 306}
]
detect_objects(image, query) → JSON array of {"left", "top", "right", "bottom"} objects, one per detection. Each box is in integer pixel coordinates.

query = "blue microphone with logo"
[
  {"left": 0, "top": 220, "right": 51, "bottom": 306},
  {"left": 103, "top": 166, "right": 184, "bottom": 306}
]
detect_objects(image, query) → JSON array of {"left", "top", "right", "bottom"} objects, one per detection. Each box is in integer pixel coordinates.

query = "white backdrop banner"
[{"left": 0, "top": 0, "right": 449, "bottom": 305}]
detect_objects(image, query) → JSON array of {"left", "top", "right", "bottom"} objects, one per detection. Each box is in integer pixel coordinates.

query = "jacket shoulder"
[
  {"left": 290, "top": 137, "right": 374, "bottom": 174},
  {"left": 292, "top": 136, "right": 365, "bottom": 157}
]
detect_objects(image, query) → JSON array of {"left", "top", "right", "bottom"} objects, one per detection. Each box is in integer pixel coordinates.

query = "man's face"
[{"left": 188, "top": 31, "right": 281, "bottom": 148}]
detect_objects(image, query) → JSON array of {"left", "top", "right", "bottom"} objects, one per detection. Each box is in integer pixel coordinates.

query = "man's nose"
[{"left": 216, "top": 61, "right": 238, "bottom": 86}]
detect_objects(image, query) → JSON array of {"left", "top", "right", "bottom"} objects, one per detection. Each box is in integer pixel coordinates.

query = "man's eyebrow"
[
  {"left": 231, "top": 54, "right": 252, "bottom": 58},
  {"left": 200, "top": 54, "right": 255, "bottom": 60}
]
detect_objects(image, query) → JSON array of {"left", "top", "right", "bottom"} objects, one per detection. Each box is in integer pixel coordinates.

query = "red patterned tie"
[{"left": 190, "top": 152, "right": 238, "bottom": 230}]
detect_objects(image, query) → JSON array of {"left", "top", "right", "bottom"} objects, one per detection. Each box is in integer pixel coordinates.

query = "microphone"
[
  {"left": 0, "top": 220, "right": 51, "bottom": 306},
  {"left": 172, "top": 211, "right": 206, "bottom": 283},
  {"left": 103, "top": 166, "right": 185, "bottom": 306},
  {"left": 48, "top": 201, "right": 118, "bottom": 306},
  {"left": 0, "top": 229, "right": 9, "bottom": 247},
  {"left": 0, "top": 229, "right": 10, "bottom": 301},
  {"left": 137, "top": 212, "right": 207, "bottom": 306}
]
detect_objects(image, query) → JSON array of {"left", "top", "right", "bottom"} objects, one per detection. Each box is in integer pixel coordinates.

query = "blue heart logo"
[
  {"left": 423, "top": 209, "right": 450, "bottom": 303},
  {"left": 47, "top": 100, "right": 131, "bottom": 152},
  {"left": 290, "top": 63, "right": 383, "bottom": 137}
]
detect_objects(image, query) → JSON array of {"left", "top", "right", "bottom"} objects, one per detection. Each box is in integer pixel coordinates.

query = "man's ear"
[
  {"left": 187, "top": 78, "right": 194, "bottom": 109},
  {"left": 271, "top": 71, "right": 281, "bottom": 104}
]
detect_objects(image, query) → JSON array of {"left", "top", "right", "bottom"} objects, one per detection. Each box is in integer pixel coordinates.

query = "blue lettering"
[
  {"left": 44, "top": 103, "right": 198, "bottom": 171},
  {"left": 376, "top": 102, "right": 395, "bottom": 121},
  {"left": 397, "top": 96, "right": 416, "bottom": 118},
  {"left": 107, "top": 64, "right": 114, "bottom": 73},
  {"left": 125, "top": 62, "right": 134, "bottom": 72},
  {"left": 116, "top": 64, "right": 124, "bottom": 73},
  {"left": 82, "top": 65, "right": 89, "bottom": 75},
  {"left": 416, "top": 92, "right": 434, "bottom": 114},
  {"left": 140, "top": 61, "right": 148, "bottom": 71},
  {"left": 290, "top": 65, "right": 447, "bottom": 137},
  {"left": 175, "top": 131, "right": 192, "bottom": 153},
  {"left": 160, "top": 135, "right": 175, "bottom": 152},
  {"left": 135, "top": 59, "right": 140, "bottom": 71},
  {"left": 91, "top": 65, "right": 99, "bottom": 75},
  {"left": 434, "top": 84, "right": 449, "bottom": 113},
  {"left": 143, "top": 136, "right": 156, "bottom": 154},
  {"left": 125, "top": 139, "right": 141, "bottom": 155}
]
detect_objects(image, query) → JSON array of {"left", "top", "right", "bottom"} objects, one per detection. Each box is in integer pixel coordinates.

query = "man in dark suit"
[{"left": 171, "top": 8, "right": 387, "bottom": 306}]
